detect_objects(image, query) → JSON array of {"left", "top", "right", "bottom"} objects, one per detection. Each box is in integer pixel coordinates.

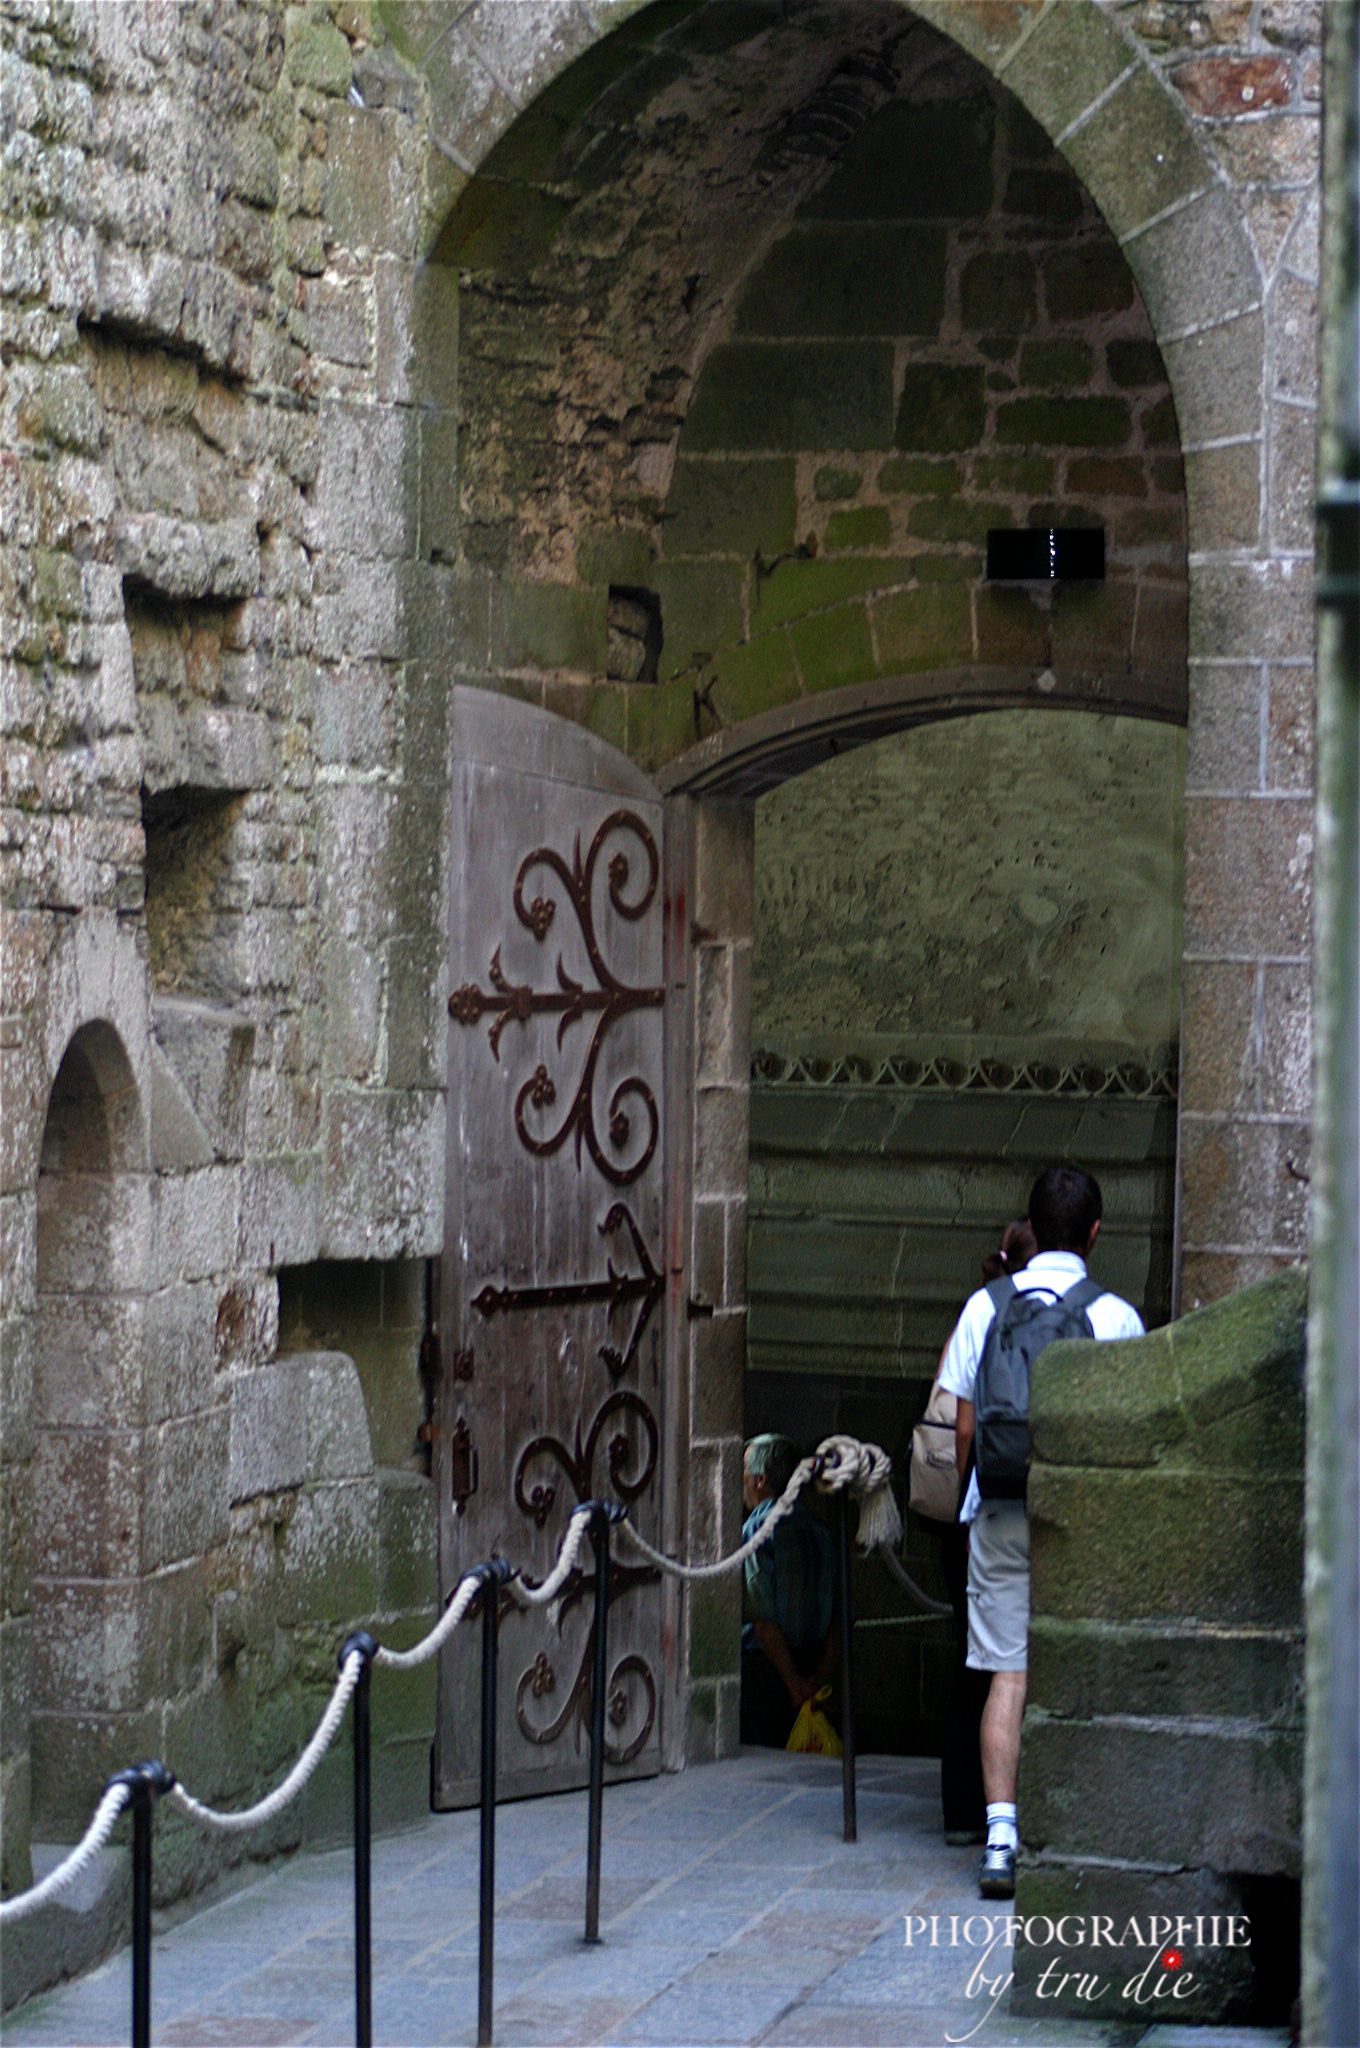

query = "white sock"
[{"left": 986, "top": 1801, "right": 1018, "bottom": 1849}]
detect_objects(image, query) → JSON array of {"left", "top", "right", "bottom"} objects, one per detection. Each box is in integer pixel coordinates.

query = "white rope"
[
  {"left": 507, "top": 1504, "right": 593, "bottom": 1606},
  {"left": 0, "top": 1781, "right": 131, "bottom": 1924},
  {"left": 167, "top": 1652, "right": 362, "bottom": 1835},
  {"left": 875, "top": 1544, "right": 954, "bottom": 1618},
  {"left": 374, "top": 1570, "right": 482, "bottom": 1673},
  {"left": 617, "top": 1434, "right": 900, "bottom": 1582}
]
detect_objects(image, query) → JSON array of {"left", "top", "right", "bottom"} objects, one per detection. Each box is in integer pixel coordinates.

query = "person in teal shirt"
[{"left": 740, "top": 1433, "right": 836, "bottom": 1746}]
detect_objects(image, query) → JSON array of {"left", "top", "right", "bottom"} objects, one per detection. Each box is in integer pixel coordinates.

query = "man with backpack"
[{"left": 937, "top": 1165, "right": 1144, "bottom": 1899}]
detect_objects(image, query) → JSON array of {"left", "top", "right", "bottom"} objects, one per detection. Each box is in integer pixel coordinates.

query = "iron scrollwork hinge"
[{"left": 448, "top": 810, "right": 664, "bottom": 1186}]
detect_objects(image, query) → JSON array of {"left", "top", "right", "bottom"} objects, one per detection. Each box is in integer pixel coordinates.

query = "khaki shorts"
[{"left": 966, "top": 1500, "right": 1030, "bottom": 1672}]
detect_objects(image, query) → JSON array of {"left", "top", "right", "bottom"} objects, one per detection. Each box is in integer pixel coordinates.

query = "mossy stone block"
[
  {"left": 801, "top": 101, "right": 993, "bottom": 220},
  {"left": 825, "top": 505, "right": 892, "bottom": 550},
  {"left": 577, "top": 524, "right": 655, "bottom": 586},
  {"left": 961, "top": 251, "right": 1038, "bottom": 330},
  {"left": 1045, "top": 244, "right": 1137, "bottom": 321},
  {"left": 683, "top": 342, "right": 895, "bottom": 452},
  {"left": 626, "top": 676, "right": 697, "bottom": 773},
  {"left": 789, "top": 600, "right": 877, "bottom": 693},
  {"left": 1031, "top": 1268, "right": 1306, "bottom": 1474},
  {"left": 287, "top": 18, "right": 352, "bottom": 93},
  {"left": 894, "top": 364, "right": 986, "bottom": 453},
  {"left": 710, "top": 629, "right": 801, "bottom": 728},
  {"left": 814, "top": 465, "right": 861, "bottom": 502},
  {"left": 1019, "top": 1713, "right": 1302, "bottom": 1873},
  {"left": 1029, "top": 1616, "right": 1304, "bottom": 1725},
  {"left": 655, "top": 559, "right": 744, "bottom": 678},
  {"left": 1108, "top": 339, "right": 1167, "bottom": 388},
  {"left": 734, "top": 225, "right": 946, "bottom": 337},
  {"left": 492, "top": 579, "right": 607, "bottom": 674},
  {"left": 870, "top": 585, "right": 971, "bottom": 673},
  {"left": 753, "top": 555, "right": 908, "bottom": 627},
  {"left": 1019, "top": 339, "right": 1094, "bottom": 388},
  {"left": 1030, "top": 1467, "right": 1303, "bottom": 1626},
  {"left": 878, "top": 456, "right": 959, "bottom": 496},
  {"left": 975, "top": 453, "right": 1055, "bottom": 493},
  {"left": 996, "top": 396, "right": 1132, "bottom": 447},
  {"left": 914, "top": 552, "right": 978, "bottom": 583},
  {"left": 664, "top": 458, "right": 796, "bottom": 556},
  {"left": 976, "top": 584, "right": 1050, "bottom": 664},
  {"left": 906, "top": 496, "right": 1010, "bottom": 544}
]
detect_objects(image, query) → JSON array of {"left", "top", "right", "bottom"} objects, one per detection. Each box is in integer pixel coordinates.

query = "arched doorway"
[
  {"left": 32, "top": 1022, "right": 149, "bottom": 1839},
  {"left": 743, "top": 704, "right": 1184, "bottom": 1750},
  {"left": 428, "top": 0, "right": 1192, "bottom": 1756}
]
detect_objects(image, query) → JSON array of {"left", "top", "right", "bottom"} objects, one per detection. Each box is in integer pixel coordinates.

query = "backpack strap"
[
  {"left": 984, "top": 1274, "right": 1017, "bottom": 1318},
  {"left": 1060, "top": 1276, "right": 1104, "bottom": 1319}
]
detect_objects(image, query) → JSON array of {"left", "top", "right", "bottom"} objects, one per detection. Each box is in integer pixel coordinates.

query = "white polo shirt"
[{"left": 937, "top": 1250, "right": 1145, "bottom": 1523}]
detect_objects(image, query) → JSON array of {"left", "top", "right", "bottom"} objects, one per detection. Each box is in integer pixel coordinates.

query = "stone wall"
[
  {"left": 1015, "top": 1266, "right": 1307, "bottom": 2025},
  {"left": 0, "top": 0, "right": 1323, "bottom": 1934}
]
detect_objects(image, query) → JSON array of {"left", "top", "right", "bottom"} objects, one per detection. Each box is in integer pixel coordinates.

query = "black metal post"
[
  {"left": 108, "top": 1761, "right": 174, "bottom": 2048},
  {"left": 837, "top": 1491, "right": 858, "bottom": 1844},
  {"left": 583, "top": 1503, "right": 617, "bottom": 1945},
  {"left": 476, "top": 1561, "right": 512, "bottom": 2048},
  {"left": 341, "top": 1632, "right": 378, "bottom": 2048}
]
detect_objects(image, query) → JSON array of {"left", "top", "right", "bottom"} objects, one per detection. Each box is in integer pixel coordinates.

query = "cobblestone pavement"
[{"left": 6, "top": 1754, "right": 1290, "bottom": 2048}]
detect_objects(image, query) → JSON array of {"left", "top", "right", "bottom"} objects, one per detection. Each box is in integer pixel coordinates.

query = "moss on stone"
[
  {"left": 814, "top": 465, "right": 861, "bottom": 503},
  {"left": 286, "top": 18, "right": 352, "bottom": 94},
  {"left": 734, "top": 224, "right": 946, "bottom": 337},
  {"left": 664, "top": 458, "right": 797, "bottom": 557},
  {"left": 961, "top": 251, "right": 1037, "bottom": 330},
  {"left": 1019, "top": 339, "right": 1094, "bottom": 388},
  {"left": 655, "top": 559, "right": 744, "bottom": 678},
  {"left": 825, "top": 505, "right": 892, "bottom": 550},
  {"left": 710, "top": 629, "right": 801, "bottom": 726},
  {"left": 995, "top": 396, "right": 1132, "bottom": 447},
  {"left": 576, "top": 524, "right": 655, "bottom": 586},
  {"left": 683, "top": 341, "right": 895, "bottom": 452},
  {"left": 894, "top": 364, "right": 986, "bottom": 453},
  {"left": 906, "top": 496, "right": 1010, "bottom": 544},
  {"left": 974, "top": 453, "right": 1055, "bottom": 493},
  {"left": 492, "top": 578, "right": 608, "bottom": 673},
  {"left": 789, "top": 600, "right": 877, "bottom": 692},
  {"left": 878, "top": 456, "right": 959, "bottom": 496},
  {"left": 753, "top": 555, "right": 907, "bottom": 628},
  {"left": 870, "top": 585, "right": 971, "bottom": 672}
]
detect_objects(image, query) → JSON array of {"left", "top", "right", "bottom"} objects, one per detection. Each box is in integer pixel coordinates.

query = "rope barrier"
[
  {"left": 0, "top": 1780, "right": 133, "bottom": 1925},
  {"left": 874, "top": 1544, "right": 954, "bottom": 1619},
  {"left": 165, "top": 1651, "right": 363, "bottom": 1835},
  {"left": 616, "top": 1432, "right": 900, "bottom": 1583},
  {"left": 0, "top": 1438, "right": 899, "bottom": 1921}
]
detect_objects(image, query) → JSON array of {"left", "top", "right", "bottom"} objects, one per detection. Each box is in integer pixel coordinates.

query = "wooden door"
[{"left": 433, "top": 691, "right": 672, "bottom": 1805}]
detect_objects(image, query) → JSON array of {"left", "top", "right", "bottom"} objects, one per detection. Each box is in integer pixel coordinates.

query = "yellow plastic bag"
[{"left": 786, "top": 1685, "right": 842, "bottom": 1757}]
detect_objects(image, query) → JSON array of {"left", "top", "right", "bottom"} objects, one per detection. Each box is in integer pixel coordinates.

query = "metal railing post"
[
  {"left": 108, "top": 1761, "right": 174, "bottom": 2048},
  {"left": 341, "top": 1632, "right": 379, "bottom": 2048},
  {"left": 583, "top": 1502, "right": 622, "bottom": 1944},
  {"left": 475, "top": 1560, "right": 512, "bottom": 2048},
  {"left": 837, "top": 1491, "right": 858, "bottom": 1844}
]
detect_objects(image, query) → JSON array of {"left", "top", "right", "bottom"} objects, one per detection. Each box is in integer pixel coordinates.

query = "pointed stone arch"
[{"left": 31, "top": 1020, "right": 151, "bottom": 1839}]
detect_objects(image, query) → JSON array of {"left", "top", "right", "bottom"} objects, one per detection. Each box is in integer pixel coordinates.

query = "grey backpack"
[{"left": 973, "top": 1275, "right": 1103, "bottom": 1499}]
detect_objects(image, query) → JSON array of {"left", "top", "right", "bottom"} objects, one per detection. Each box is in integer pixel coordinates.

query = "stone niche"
[{"left": 1014, "top": 1267, "right": 1306, "bottom": 2027}]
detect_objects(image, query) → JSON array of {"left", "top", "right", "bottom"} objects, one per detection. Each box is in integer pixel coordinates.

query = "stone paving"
[{"left": 5, "top": 1754, "right": 1290, "bottom": 2048}]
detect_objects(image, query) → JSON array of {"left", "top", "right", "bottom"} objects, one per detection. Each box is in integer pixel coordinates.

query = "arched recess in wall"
[
  {"left": 31, "top": 1022, "right": 150, "bottom": 1839},
  {"left": 431, "top": 0, "right": 1188, "bottom": 778}
]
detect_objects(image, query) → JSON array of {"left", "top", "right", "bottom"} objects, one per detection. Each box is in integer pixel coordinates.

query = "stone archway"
[
  {"left": 32, "top": 1022, "right": 150, "bottom": 1840},
  {"left": 385, "top": 0, "right": 1313, "bottom": 1310}
]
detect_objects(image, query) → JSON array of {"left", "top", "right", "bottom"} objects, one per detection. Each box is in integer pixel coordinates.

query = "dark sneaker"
[{"left": 978, "top": 1842, "right": 1016, "bottom": 1898}]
